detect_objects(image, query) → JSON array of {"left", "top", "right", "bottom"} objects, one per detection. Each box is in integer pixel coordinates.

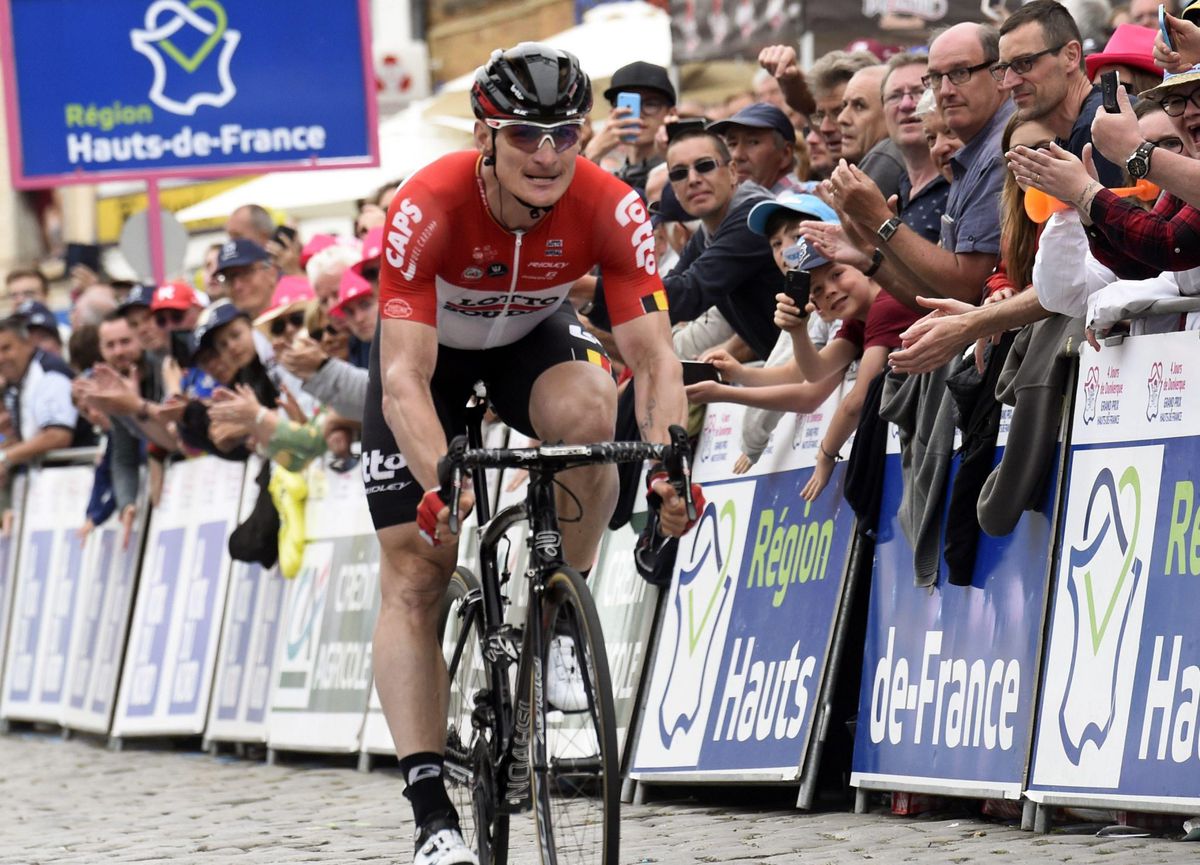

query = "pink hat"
[
  {"left": 352, "top": 227, "right": 384, "bottom": 278},
  {"left": 253, "top": 275, "right": 315, "bottom": 328},
  {"left": 300, "top": 234, "right": 339, "bottom": 269},
  {"left": 1086, "top": 24, "right": 1160, "bottom": 80},
  {"left": 331, "top": 268, "right": 374, "bottom": 315}
]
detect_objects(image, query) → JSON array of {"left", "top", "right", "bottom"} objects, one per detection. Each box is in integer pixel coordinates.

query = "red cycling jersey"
[{"left": 378, "top": 150, "right": 666, "bottom": 350}]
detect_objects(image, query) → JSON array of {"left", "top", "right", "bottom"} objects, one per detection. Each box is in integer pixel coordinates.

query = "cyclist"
[{"left": 363, "top": 43, "right": 700, "bottom": 865}]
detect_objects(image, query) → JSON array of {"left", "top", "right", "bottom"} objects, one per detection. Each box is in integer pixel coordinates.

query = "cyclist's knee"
[
  {"left": 376, "top": 523, "right": 455, "bottom": 617},
  {"left": 537, "top": 386, "right": 616, "bottom": 444}
]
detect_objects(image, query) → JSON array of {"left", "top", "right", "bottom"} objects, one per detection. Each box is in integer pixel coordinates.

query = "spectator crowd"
[{"left": 3, "top": 0, "right": 1200, "bottom": 589}]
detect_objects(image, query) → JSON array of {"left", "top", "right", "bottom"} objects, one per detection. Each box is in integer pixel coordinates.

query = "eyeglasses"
[
  {"left": 667, "top": 157, "right": 727, "bottom": 183},
  {"left": 884, "top": 86, "right": 928, "bottom": 106},
  {"left": 269, "top": 310, "right": 306, "bottom": 337},
  {"left": 215, "top": 262, "right": 269, "bottom": 285},
  {"left": 1150, "top": 134, "right": 1186, "bottom": 153},
  {"left": 1159, "top": 87, "right": 1200, "bottom": 117},
  {"left": 922, "top": 60, "right": 993, "bottom": 89},
  {"left": 154, "top": 308, "right": 187, "bottom": 328},
  {"left": 988, "top": 44, "right": 1065, "bottom": 81},
  {"left": 810, "top": 108, "right": 834, "bottom": 125},
  {"left": 309, "top": 324, "right": 338, "bottom": 341},
  {"left": 485, "top": 118, "right": 584, "bottom": 153}
]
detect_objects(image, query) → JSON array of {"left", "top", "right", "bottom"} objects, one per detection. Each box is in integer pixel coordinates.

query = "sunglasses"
[
  {"left": 667, "top": 157, "right": 726, "bottom": 183},
  {"left": 154, "top": 308, "right": 187, "bottom": 328},
  {"left": 309, "top": 324, "right": 339, "bottom": 341},
  {"left": 485, "top": 118, "right": 584, "bottom": 154},
  {"left": 270, "top": 310, "right": 306, "bottom": 336}
]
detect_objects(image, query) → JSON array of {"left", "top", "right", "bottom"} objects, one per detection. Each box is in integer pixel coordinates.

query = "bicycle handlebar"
[{"left": 441, "top": 423, "right": 697, "bottom": 534}]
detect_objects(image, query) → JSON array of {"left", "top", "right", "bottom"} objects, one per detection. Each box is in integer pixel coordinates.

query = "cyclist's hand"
[
  {"left": 648, "top": 475, "right": 706, "bottom": 538},
  {"left": 416, "top": 487, "right": 475, "bottom": 547}
]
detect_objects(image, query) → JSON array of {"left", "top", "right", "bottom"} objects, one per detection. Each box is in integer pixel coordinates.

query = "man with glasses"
[
  {"left": 151, "top": 280, "right": 205, "bottom": 336},
  {"left": 214, "top": 239, "right": 277, "bottom": 319},
  {"left": 366, "top": 44, "right": 694, "bottom": 865},
  {"left": 583, "top": 60, "right": 676, "bottom": 192},
  {"left": 994, "top": 0, "right": 1122, "bottom": 184}
]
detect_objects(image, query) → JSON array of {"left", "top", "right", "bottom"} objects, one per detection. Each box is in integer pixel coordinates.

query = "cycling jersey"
[{"left": 378, "top": 151, "right": 665, "bottom": 349}]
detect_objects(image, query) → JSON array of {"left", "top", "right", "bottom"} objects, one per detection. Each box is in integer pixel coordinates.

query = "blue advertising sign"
[
  {"left": 851, "top": 428, "right": 1058, "bottom": 798},
  {"left": 0, "top": 0, "right": 378, "bottom": 186},
  {"left": 632, "top": 399, "right": 857, "bottom": 781},
  {"left": 1028, "top": 333, "right": 1200, "bottom": 813}
]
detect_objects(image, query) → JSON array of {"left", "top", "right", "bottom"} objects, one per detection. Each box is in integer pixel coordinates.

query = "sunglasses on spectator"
[
  {"left": 359, "top": 265, "right": 380, "bottom": 282},
  {"left": 270, "top": 311, "right": 306, "bottom": 336},
  {"left": 667, "top": 157, "right": 727, "bottom": 183},
  {"left": 309, "top": 324, "right": 338, "bottom": 341},
  {"left": 484, "top": 118, "right": 584, "bottom": 153},
  {"left": 988, "top": 44, "right": 1065, "bottom": 81},
  {"left": 154, "top": 308, "right": 187, "bottom": 328},
  {"left": 922, "top": 60, "right": 992, "bottom": 90},
  {"left": 1159, "top": 87, "right": 1200, "bottom": 117}
]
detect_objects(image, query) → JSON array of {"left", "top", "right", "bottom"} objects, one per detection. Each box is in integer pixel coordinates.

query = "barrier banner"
[
  {"left": 61, "top": 503, "right": 148, "bottom": 733},
  {"left": 850, "top": 409, "right": 1060, "bottom": 799},
  {"left": 1, "top": 467, "right": 93, "bottom": 724},
  {"left": 1028, "top": 332, "right": 1200, "bottom": 813},
  {"left": 268, "top": 464, "right": 379, "bottom": 754},
  {"left": 112, "top": 457, "right": 244, "bottom": 737},
  {"left": 631, "top": 389, "right": 856, "bottom": 781},
  {"left": 0, "top": 474, "right": 25, "bottom": 693},
  {"left": 0, "top": 0, "right": 378, "bottom": 186},
  {"left": 206, "top": 458, "right": 286, "bottom": 744}
]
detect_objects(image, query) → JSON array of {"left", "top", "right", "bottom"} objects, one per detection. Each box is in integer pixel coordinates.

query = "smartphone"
[
  {"left": 169, "top": 330, "right": 197, "bottom": 367},
  {"left": 1101, "top": 70, "right": 1120, "bottom": 114},
  {"left": 784, "top": 269, "right": 811, "bottom": 317},
  {"left": 666, "top": 117, "right": 707, "bottom": 144},
  {"left": 681, "top": 360, "right": 722, "bottom": 386},
  {"left": 616, "top": 92, "right": 641, "bottom": 143},
  {"left": 65, "top": 242, "right": 101, "bottom": 274},
  {"left": 1161, "top": 4, "right": 1175, "bottom": 51},
  {"left": 273, "top": 224, "right": 297, "bottom": 246}
]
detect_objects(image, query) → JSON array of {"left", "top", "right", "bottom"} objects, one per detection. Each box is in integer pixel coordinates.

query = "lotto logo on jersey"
[{"left": 614, "top": 190, "right": 657, "bottom": 276}]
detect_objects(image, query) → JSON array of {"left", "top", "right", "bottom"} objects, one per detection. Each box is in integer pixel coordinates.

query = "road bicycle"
[{"left": 437, "top": 408, "right": 695, "bottom": 865}]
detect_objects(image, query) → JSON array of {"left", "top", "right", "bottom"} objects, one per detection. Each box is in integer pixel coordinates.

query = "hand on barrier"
[
  {"left": 119, "top": 504, "right": 137, "bottom": 550},
  {"left": 77, "top": 517, "right": 94, "bottom": 544},
  {"left": 802, "top": 445, "right": 839, "bottom": 502}
]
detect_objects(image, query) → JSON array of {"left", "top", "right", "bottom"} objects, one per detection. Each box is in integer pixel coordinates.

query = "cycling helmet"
[{"left": 470, "top": 43, "right": 593, "bottom": 123}]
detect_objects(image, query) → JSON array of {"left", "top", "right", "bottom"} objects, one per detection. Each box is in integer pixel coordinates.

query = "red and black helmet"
[{"left": 470, "top": 43, "right": 593, "bottom": 123}]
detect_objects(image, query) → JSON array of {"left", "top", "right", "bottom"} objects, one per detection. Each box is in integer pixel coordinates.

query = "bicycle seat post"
[{"left": 465, "top": 382, "right": 492, "bottom": 525}]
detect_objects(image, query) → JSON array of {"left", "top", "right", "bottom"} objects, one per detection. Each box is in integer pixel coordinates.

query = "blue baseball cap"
[
  {"left": 747, "top": 191, "right": 839, "bottom": 236},
  {"left": 708, "top": 102, "right": 796, "bottom": 143},
  {"left": 118, "top": 283, "right": 155, "bottom": 312},
  {"left": 215, "top": 238, "right": 270, "bottom": 274},
  {"left": 14, "top": 300, "right": 59, "bottom": 334},
  {"left": 192, "top": 299, "right": 248, "bottom": 350}
]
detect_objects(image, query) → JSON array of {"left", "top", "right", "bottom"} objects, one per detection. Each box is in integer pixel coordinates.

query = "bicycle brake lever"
[
  {"left": 440, "top": 435, "right": 469, "bottom": 535},
  {"left": 666, "top": 424, "right": 697, "bottom": 523}
]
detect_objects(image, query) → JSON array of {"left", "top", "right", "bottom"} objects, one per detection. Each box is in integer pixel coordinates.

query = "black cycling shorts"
[{"left": 361, "top": 309, "right": 613, "bottom": 530}]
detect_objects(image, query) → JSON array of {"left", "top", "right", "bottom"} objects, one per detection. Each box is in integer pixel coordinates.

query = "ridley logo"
[{"left": 384, "top": 297, "right": 413, "bottom": 319}]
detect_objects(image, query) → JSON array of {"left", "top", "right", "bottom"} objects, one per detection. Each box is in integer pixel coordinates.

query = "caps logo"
[{"left": 782, "top": 241, "right": 810, "bottom": 271}]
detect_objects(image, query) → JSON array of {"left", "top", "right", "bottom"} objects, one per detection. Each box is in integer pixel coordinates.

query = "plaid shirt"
[{"left": 1087, "top": 189, "right": 1200, "bottom": 280}]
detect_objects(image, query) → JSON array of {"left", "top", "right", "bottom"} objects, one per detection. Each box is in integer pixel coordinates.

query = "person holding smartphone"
[{"left": 584, "top": 61, "right": 677, "bottom": 191}]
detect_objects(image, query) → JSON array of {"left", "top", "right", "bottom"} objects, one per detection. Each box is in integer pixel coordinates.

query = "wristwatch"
[
  {"left": 877, "top": 216, "right": 902, "bottom": 243},
  {"left": 1125, "top": 140, "right": 1157, "bottom": 180}
]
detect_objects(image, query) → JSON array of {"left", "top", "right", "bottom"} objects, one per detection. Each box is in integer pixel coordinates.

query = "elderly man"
[
  {"left": 225, "top": 203, "right": 274, "bottom": 247},
  {"left": 214, "top": 239, "right": 277, "bottom": 320},
  {"left": 709, "top": 103, "right": 802, "bottom": 193}
]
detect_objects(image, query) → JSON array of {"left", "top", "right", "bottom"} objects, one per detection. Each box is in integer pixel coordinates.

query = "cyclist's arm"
[
  {"left": 612, "top": 311, "right": 685, "bottom": 444},
  {"left": 379, "top": 318, "right": 446, "bottom": 491}
]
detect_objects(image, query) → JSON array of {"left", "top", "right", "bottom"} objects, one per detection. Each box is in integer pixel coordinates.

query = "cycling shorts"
[{"left": 361, "top": 309, "right": 613, "bottom": 530}]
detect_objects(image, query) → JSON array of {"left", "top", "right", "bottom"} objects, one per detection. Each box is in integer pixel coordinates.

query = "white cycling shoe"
[
  {"left": 413, "top": 818, "right": 478, "bottom": 865},
  {"left": 546, "top": 634, "right": 590, "bottom": 712}
]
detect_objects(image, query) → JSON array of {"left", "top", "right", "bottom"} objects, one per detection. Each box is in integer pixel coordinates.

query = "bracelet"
[
  {"left": 819, "top": 443, "right": 841, "bottom": 462},
  {"left": 1075, "top": 180, "right": 1103, "bottom": 213},
  {"left": 863, "top": 248, "right": 884, "bottom": 277}
]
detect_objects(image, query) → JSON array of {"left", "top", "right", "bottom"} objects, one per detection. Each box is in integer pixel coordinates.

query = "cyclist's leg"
[{"left": 485, "top": 310, "right": 618, "bottom": 570}]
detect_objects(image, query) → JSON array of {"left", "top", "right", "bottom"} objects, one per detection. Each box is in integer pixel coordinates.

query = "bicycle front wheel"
[
  {"left": 531, "top": 568, "right": 619, "bottom": 865},
  {"left": 441, "top": 568, "right": 509, "bottom": 865}
]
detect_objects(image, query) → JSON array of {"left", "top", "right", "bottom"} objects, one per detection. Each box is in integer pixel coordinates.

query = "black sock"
[{"left": 399, "top": 752, "right": 456, "bottom": 829}]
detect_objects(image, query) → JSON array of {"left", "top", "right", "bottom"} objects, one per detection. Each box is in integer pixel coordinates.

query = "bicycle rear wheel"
[
  {"left": 531, "top": 568, "right": 619, "bottom": 865},
  {"left": 441, "top": 568, "right": 509, "bottom": 865}
]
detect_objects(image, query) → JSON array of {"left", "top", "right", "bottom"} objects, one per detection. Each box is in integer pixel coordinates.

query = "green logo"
[{"left": 158, "top": 0, "right": 227, "bottom": 73}]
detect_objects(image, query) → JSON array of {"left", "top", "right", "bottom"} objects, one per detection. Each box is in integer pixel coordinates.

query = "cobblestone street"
[{"left": 1, "top": 731, "right": 1196, "bottom": 864}]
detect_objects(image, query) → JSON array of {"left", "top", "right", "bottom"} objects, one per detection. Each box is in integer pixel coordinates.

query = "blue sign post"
[{"left": 0, "top": 0, "right": 378, "bottom": 187}]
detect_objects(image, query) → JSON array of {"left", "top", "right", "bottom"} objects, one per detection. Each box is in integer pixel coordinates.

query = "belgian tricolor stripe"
[
  {"left": 586, "top": 349, "right": 612, "bottom": 373},
  {"left": 640, "top": 289, "right": 668, "bottom": 314}
]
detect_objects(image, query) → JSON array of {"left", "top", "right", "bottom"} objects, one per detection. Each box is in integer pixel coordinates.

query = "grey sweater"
[{"left": 300, "top": 358, "right": 368, "bottom": 422}]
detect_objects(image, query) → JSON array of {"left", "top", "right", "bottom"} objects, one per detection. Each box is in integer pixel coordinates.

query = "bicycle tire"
[
  {"left": 531, "top": 568, "right": 619, "bottom": 865},
  {"left": 441, "top": 568, "right": 510, "bottom": 865}
]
